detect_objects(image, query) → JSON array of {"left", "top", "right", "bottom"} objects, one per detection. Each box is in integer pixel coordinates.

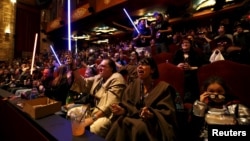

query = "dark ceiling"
[
  {"left": 20, "top": 0, "right": 249, "bottom": 44},
  {"left": 46, "top": 0, "right": 193, "bottom": 41}
]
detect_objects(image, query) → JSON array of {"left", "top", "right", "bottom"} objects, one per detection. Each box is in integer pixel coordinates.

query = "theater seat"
[
  {"left": 157, "top": 63, "right": 185, "bottom": 101},
  {"left": 169, "top": 43, "right": 180, "bottom": 54},
  {"left": 157, "top": 62, "right": 191, "bottom": 140},
  {"left": 95, "top": 58, "right": 102, "bottom": 65},
  {"left": 193, "top": 47, "right": 204, "bottom": 57},
  {"left": 78, "top": 67, "right": 86, "bottom": 77},
  {"left": 153, "top": 52, "right": 174, "bottom": 64},
  {"left": 197, "top": 60, "right": 250, "bottom": 107},
  {"left": 157, "top": 62, "right": 193, "bottom": 109}
]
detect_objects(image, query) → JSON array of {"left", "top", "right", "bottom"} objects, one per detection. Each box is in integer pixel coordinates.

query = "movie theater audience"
[
  {"left": 106, "top": 57, "right": 178, "bottom": 141},
  {"left": 1, "top": 16, "right": 250, "bottom": 141}
]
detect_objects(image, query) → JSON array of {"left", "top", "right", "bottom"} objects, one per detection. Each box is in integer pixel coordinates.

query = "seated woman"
[
  {"left": 173, "top": 36, "right": 208, "bottom": 70},
  {"left": 106, "top": 57, "right": 178, "bottom": 141},
  {"left": 190, "top": 76, "right": 250, "bottom": 141},
  {"left": 173, "top": 37, "right": 208, "bottom": 103}
]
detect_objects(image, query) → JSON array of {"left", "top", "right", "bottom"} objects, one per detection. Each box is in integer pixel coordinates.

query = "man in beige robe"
[{"left": 71, "top": 58, "right": 126, "bottom": 137}]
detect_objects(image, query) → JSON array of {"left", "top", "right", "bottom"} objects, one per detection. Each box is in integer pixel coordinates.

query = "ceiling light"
[
  {"left": 93, "top": 26, "right": 117, "bottom": 33},
  {"left": 93, "top": 39, "right": 109, "bottom": 44},
  {"left": 10, "top": 0, "right": 16, "bottom": 3}
]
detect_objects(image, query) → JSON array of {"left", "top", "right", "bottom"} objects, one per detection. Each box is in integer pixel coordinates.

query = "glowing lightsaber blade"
[
  {"left": 67, "top": 0, "right": 71, "bottom": 51},
  {"left": 50, "top": 45, "right": 62, "bottom": 66},
  {"left": 123, "top": 8, "right": 140, "bottom": 34},
  {"left": 30, "top": 33, "right": 38, "bottom": 75}
]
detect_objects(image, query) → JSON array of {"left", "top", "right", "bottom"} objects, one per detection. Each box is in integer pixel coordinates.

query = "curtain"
[{"left": 15, "top": 3, "right": 40, "bottom": 58}]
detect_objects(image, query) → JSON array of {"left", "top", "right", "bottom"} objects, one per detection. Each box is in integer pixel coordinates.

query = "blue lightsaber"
[
  {"left": 67, "top": 0, "right": 72, "bottom": 51},
  {"left": 50, "top": 45, "right": 62, "bottom": 66},
  {"left": 123, "top": 8, "right": 140, "bottom": 34}
]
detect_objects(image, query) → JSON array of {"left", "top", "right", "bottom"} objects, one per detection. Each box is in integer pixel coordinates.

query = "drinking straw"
[{"left": 79, "top": 104, "right": 90, "bottom": 123}]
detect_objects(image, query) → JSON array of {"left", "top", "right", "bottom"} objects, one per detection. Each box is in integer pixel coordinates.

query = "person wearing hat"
[
  {"left": 150, "top": 12, "right": 173, "bottom": 54},
  {"left": 132, "top": 18, "right": 152, "bottom": 57}
]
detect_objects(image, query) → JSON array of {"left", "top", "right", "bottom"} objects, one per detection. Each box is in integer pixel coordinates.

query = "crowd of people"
[{"left": 1, "top": 12, "right": 250, "bottom": 141}]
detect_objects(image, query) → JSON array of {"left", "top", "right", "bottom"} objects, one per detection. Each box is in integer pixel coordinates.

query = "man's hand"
[{"left": 110, "top": 103, "right": 126, "bottom": 116}]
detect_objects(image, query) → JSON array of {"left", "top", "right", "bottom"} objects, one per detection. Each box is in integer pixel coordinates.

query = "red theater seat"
[
  {"left": 95, "top": 58, "right": 102, "bottom": 65},
  {"left": 169, "top": 43, "right": 180, "bottom": 54},
  {"left": 157, "top": 62, "right": 185, "bottom": 100},
  {"left": 197, "top": 60, "right": 250, "bottom": 108},
  {"left": 157, "top": 62, "right": 191, "bottom": 139},
  {"left": 78, "top": 67, "right": 86, "bottom": 77},
  {"left": 153, "top": 52, "right": 174, "bottom": 64}
]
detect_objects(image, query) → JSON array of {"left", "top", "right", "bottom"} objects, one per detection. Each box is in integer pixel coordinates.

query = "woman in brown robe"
[{"left": 106, "top": 57, "right": 178, "bottom": 141}]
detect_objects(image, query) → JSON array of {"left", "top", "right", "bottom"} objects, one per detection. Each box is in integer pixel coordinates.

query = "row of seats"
[
  {"left": 152, "top": 47, "right": 204, "bottom": 65},
  {"left": 81, "top": 56, "right": 250, "bottom": 108},
  {"left": 157, "top": 60, "right": 250, "bottom": 108},
  {"left": 157, "top": 60, "right": 250, "bottom": 140},
  {"left": 153, "top": 52, "right": 174, "bottom": 64}
]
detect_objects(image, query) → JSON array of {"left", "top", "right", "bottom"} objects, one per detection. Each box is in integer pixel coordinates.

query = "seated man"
[{"left": 70, "top": 58, "right": 126, "bottom": 138}]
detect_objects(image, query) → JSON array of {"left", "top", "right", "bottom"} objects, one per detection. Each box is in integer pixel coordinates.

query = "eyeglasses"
[{"left": 209, "top": 93, "right": 225, "bottom": 100}]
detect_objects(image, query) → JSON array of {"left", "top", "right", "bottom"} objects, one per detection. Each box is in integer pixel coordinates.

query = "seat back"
[
  {"left": 95, "top": 58, "right": 102, "bottom": 65},
  {"left": 157, "top": 62, "right": 185, "bottom": 99},
  {"left": 157, "top": 62, "right": 190, "bottom": 140},
  {"left": 153, "top": 52, "right": 174, "bottom": 64},
  {"left": 78, "top": 67, "right": 86, "bottom": 77},
  {"left": 197, "top": 60, "right": 250, "bottom": 107},
  {"left": 193, "top": 47, "right": 204, "bottom": 57},
  {"left": 169, "top": 43, "right": 180, "bottom": 54}
]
